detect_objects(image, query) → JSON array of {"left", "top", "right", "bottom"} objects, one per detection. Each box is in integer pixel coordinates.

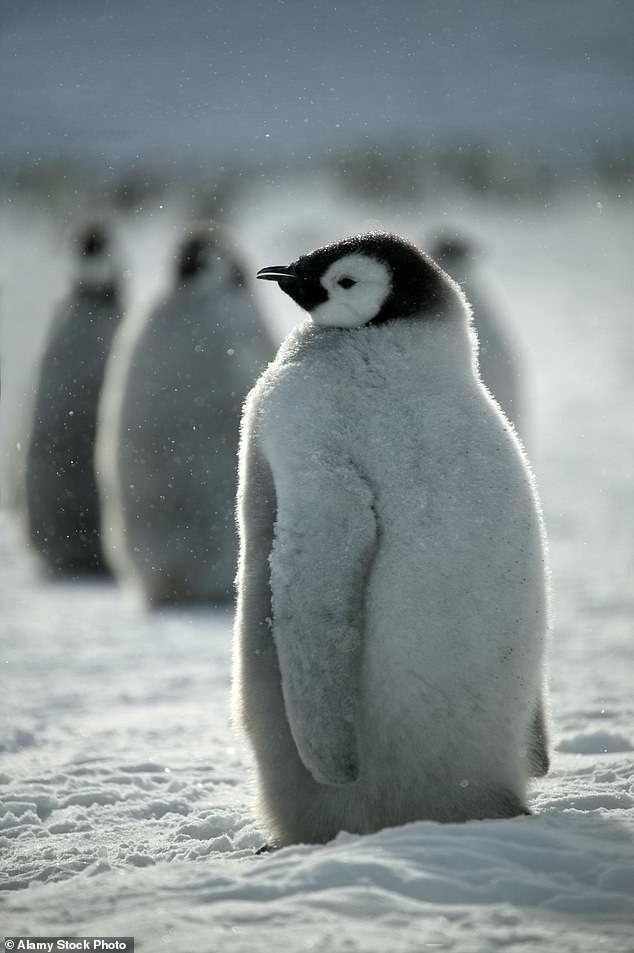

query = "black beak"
[{"left": 256, "top": 265, "right": 298, "bottom": 282}]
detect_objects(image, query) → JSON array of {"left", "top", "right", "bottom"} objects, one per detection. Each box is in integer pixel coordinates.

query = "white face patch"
[{"left": 310, "top": 253, "right": 392, "bottom": 328}]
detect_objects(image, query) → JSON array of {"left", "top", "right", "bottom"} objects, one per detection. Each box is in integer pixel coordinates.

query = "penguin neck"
[
  {"left": 177, "top": 274, "right": 264, "bottom": 335},
  {"left": 376, "top": 314, "right": 477, "bottom": 386},
  {"left": 75, "top": 280, "right": 119, "bottom": 301},
  {"left": 300, "top": 300, "right": 477, "bottom": 384},
  {"left": 74, "top": 257, "right": 119, "bottom": 301}
]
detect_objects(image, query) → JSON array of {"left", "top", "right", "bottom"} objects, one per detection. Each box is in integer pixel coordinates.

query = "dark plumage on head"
[
  {"left": 178, "top": 234, "right": 214, "bottom": 280},
  {"left": 428, "top": 231, "right": 479, "bottom": 270},
  {"left": 257, "top": 232, "right": 455, "bottom": 326},
  {"left": 177, "top": 224, "right": 248, "bottom": 288},
  {"left": 73, "top": 222, "right": 119, "bottom": 299},
  {"left": 77, "top": 223, "right": 109, "bottom": 258}
]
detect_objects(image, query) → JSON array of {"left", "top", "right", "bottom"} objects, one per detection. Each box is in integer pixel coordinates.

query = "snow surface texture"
[{"left": 1, "top": 188, "right": 634, "bottom": 950}]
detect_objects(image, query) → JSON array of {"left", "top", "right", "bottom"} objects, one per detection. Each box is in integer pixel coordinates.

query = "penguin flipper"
[{"left": 269, "top": 461, "right": 376, "bottom": 787}]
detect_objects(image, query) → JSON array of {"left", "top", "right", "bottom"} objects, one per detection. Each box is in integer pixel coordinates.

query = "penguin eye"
[{"left": 337, "top": 277, "right": 357, "bottom": 289}]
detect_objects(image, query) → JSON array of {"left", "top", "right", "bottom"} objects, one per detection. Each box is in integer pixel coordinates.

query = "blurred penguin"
[
  {"left": 25, "top": 221, "right": 123, "bottom": 575},
  {"left": 429, "top": 231, "right": 524, "bottom": 434},
  {"left": 97, "top": 222, "right": 276, "bottom": 606}
]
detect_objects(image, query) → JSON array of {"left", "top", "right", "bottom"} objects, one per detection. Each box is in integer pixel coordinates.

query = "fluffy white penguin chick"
[
  {"left": 25, "top": 221, "right": 123, "bottom": 575},
  {"left": 233, "top": 232, "right": 550, "bottom": 847},
  {"left": 97, "top": 223, "right": 276, "bottom": 605}
]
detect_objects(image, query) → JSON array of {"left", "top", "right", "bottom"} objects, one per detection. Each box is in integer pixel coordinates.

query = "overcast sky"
[{"left": 2, "top": 0, "right": 633, "bottom": 168}]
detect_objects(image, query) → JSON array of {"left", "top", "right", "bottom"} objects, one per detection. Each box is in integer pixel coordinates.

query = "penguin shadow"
[
  {"left": 244, "top": 810, "right": 634, "bottom": 945},
  {"left": 251, "top": 801, "right": 634, "bottom": 915}
]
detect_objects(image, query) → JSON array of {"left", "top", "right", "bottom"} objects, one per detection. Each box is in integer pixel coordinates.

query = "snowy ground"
[{"left": 1, "top": 184, "right": 633, "bottom": 951}]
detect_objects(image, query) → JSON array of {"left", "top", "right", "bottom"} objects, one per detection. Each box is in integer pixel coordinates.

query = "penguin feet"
[{"left": 496, "top": 790, "right": 532, "bottom": 818}]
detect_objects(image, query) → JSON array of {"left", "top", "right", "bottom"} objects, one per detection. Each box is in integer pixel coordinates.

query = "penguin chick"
[
  {"left": 234, "top": 232, "right": 550, "bottom": 846},
  {"left": 24, "top": 221, "right": 122, "bottom": 575},
  {"left": 429, "top": 230, "right": 524, "bottom": 433},
  {"left": 97, "top": 223, "right": 276, "bottom": 606}
]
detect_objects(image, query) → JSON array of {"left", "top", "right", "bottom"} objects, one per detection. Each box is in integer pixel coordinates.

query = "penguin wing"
[{"left": 267, "top": 450, "right": 377, "bottom": 786}]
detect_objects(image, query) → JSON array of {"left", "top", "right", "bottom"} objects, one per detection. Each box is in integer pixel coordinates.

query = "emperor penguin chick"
[
  {"left": 25, "top": 221, "right": 123, "bottom": 574},
  {"left": 429, "top": 231, "right": 524, "bottom": 434},
  {"left": 97, "top": 224, "right": 276, "bottom": 605},
  {"left": 234, "top": 232, "right": 550, "bottom": 847}
]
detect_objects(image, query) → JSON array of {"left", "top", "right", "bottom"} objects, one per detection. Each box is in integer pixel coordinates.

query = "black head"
[
  {"left": 73, "top": 222, "right": 119, "bottom": 299},
  {"left": 176, "top": 226, "right": 246, "bottom": 287},
  {"left": 77, "top": 223, "right": 109, "bottom": 258},
  {"left": 256, "top": 232, "right": 453, "bottom": 328},
  {"left": 428, "top": 230, "right": 480, "bottom": 271},
  {"left": 178, "top": 233, "right": 215, "bottom": 280}
]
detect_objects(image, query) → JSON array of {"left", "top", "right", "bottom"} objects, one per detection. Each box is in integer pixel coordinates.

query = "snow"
[
  {"left": 0, "top": 181, "right": 633, "bottom": 950},
  {"left": 1, "top": 0, "right": 633, "bottom": 943}
]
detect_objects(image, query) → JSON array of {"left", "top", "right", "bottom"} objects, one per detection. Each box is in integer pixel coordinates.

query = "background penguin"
[
  {"left": 428, "top": 230, "right": 525, "bottom": 434},
  {"left": 97, "top": 223, "right": 276, "bottom": 605},
  {"left": 24, "top": 221, "right": 123, "bottom": 575},
  {"left": 233, "top": 232, "right": 550, "bottom": 847}
]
